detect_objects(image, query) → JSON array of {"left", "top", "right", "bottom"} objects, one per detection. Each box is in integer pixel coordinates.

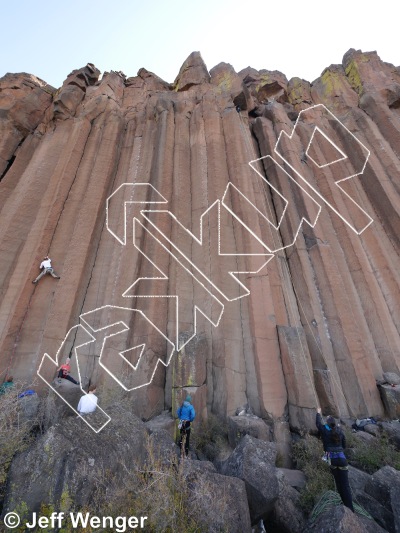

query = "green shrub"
[
  {"left": 344, "top": 428, "right": 400, "bottom": 474},
  {"left": 292, "top": 434, "right": 334, "bottom": 513}
]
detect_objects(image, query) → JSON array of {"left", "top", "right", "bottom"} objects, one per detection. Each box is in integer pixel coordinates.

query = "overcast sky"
[{"left": 1, "top": 0, "right": 398, "bottom": 88}]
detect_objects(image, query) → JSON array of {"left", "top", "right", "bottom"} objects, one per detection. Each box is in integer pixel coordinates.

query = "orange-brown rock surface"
[{"left": 0, "top": 50, "right": 399, "bottom": 441}]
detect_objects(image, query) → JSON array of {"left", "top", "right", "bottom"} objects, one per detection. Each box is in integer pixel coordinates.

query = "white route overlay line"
[
  {"left": 106, "top": 183, "right": 168, "bottom": 245},
  {"left": 274, "top": 103, "right": 373, "bottom": 235},
  {"left": 140, "top": 200, "right": 274, "bottom": 303},
  {"left": 123, "top": 217, "right": 225, "bottom": 350},
  {"left": 119, "top": 344, "right": 146, "bottom": 371},
  {"left": 40, "top": 103, "right": 374, "bottom": 432},
  {"left": 305, "top": 127, "right": 347, "bottom": 168},
  {"left": 37, "top": 324, "right": 111, "bottom": 433},
  {"left": 222, "top": 156, "right": 322, "bottom": 254},
  {"left": 80, "top": 305, "right": 175, "bottom": 391}
]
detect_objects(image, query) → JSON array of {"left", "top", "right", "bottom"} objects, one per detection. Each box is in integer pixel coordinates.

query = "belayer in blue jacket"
[{"left": 177, "top": 395, "right": 196, "bottom": 456}]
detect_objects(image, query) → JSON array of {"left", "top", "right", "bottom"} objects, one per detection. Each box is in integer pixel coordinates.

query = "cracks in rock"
[
  {"left": 275, "top": 329, "right": 290, "bottom": 404},
  {"left": 303, "top": 233, "right": 329, "bottom": 250},
  {"left": 222, "top": 107, "right": 258, "bottom": 411},
  {"left": 67, "top": 81, "right": 86, "bottom": 93},
  {"left": 72, "top": 118, "right": 126, "bottom": 371},
  {"left": 250, "top": 124, "right": 284, "bottom": 247},
  {"left": 251, "top": 122, "right": 304, "bottom": 328},
  {"left": 0, "top": 154, "right": 16, "bottom": 182},
  {"left": 79, "top": 120, "right": 126, "bottom": 316},
  {"left": 0, "top": 135, "right": 26, "bottom": 182},
  {"left": 48, "top": 129, "right": 92, "bottom": 253},
  {"left": 42, "top": 126, "right": 96, "bottom": 356}
]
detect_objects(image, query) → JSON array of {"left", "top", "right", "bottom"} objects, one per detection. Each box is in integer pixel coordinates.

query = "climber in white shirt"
[
  {"left": 77, "top": 385, "right": 98, "bottom": 415},
  {"left": 32, "top": 256, "right": 60, "bottom": 284}
]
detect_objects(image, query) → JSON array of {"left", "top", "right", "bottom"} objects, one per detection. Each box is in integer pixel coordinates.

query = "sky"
[{"left": 1, "top": 0, "right": 399, "bottom": 89}]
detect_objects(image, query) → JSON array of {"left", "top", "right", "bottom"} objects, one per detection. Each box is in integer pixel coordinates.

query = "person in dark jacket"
[
  {"left": 316, "top": 407, "right": 354, "bottom": 511},
  {"left": 177, "top": 395, "right": 196, "bottom": 456}
]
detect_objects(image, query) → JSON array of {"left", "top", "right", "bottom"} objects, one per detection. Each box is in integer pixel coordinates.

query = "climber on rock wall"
[
  {"left": 57, "top": 358, "right": 79, "bottom": 385},
  {"left": 32, "top": 256, "right": 60, "bottom": 284}
]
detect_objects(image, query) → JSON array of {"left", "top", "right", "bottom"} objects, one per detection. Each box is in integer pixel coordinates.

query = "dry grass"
[
  {"left": 86, "top": 435, "right": 230, "bottom": 532},
  {"left": 0, "top": 380, "right": 39, "bottom": 501}
]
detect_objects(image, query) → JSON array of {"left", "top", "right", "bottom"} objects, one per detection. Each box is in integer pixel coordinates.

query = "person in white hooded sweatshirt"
[{"left": 77, "top": 385, "right": 98, "bottom": 416}]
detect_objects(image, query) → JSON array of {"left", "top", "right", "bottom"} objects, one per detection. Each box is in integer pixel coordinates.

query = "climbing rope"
[{"left": 310, "top": 490, "right": 373, "bottom": 522}]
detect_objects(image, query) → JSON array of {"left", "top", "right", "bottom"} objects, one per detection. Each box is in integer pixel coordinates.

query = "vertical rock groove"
[{"left": 0, "top": 50, "right": 399, "bottom": 433}]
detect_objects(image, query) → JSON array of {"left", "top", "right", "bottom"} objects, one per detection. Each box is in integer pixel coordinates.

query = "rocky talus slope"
[{"left": 0, "top": 49, "right": 399, "bottom": 444}]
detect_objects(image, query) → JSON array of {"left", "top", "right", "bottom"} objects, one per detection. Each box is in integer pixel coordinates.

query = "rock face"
[
  {"left": 183, "top": 460, "right": 252, "bottom": 532},
  {"left": 2, "top": 405, "right": 149, "bottom": 516},
  {"left": 378, "top": 384, "right": 400, "bottom": 418},
  {"left": 2, "top": 407, "right": 251, "bottom": 532},
  {"left": 308, "top": 503, "right": 387, "bottom": 532},
  {"left": 0, "top": 49, "right": 400, "bottom": 443},
  {"left": 219, "top": 435, "right": 279, "bottom": 522}
]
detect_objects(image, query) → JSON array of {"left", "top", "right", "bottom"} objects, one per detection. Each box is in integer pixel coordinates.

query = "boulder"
[
  {"left": 0, "top": 72, "right": 54, "bottom": 136},
  {"left": 348, "top": 466, "right": 395, "bottom": 531},
  {"left": 136, "top": 68, "right": 171, "bottom": 91},
  {"left": 354, "top": 492, "right": 396, "bottom": 532},
  {"left": 311, "top": 64, "right": 359, "bottom": 112},
  {"left": 147, "top": 428, "right": 180, "bottom": 464},
  {"left": 239, "top": 67, "right": 288, "bottom": 103},
  {"left": 183, "top": 460, "right": 252, "bottom": 532},
  {"left": 365, "top": 466, "right": 400, "bottom": 532},
  {"left": 383, "top": 372, "right": 400, "bottom": 386},
  {"left": 353, "top": 431, "right": 377, "bottom": 444},
  {"left": 269, "top": 470, "right": 306, "bottom": 532},
  {"left": 53, "top": 63, "right": 100, "bottom": 119},
  {"left": 380, "top": 421, "right": 400, "bottom": 450},
  {"left": 348, "top": 466, "right": 371, "bottom": 493},
  {"left": 219, "top": 435, "right": 279, "bottom": 523},
  {"left": 17, "top": 392, "right": 40, "bottom": 422},
  {"left": 1, "top": 404, "right": 149, "bottom": 520},
  {"left": 363, "top": 424, "right": 380, "bottom": 437},
  {"left": 378, "top": 384, "right": 400, "bottom": 419},
  {"left": 307, "top": 503, "right": 387, "bottom": 532},
  {"left": 228, "top": 415, "right": 271, "bottom": 447},
  {"left": 51, "top": 377, "right": 90, "bottom": 419},
  {"left": 276, "top": 468, "right": 306, "bottom": 490},
  {"left": 145, "top": 411, "right": 176, "bottom": 439}
]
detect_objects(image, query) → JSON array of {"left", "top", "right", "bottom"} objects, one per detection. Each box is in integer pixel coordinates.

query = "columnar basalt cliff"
[{"left": 0, "top": 50, "right": 399, "bottom": 441}]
